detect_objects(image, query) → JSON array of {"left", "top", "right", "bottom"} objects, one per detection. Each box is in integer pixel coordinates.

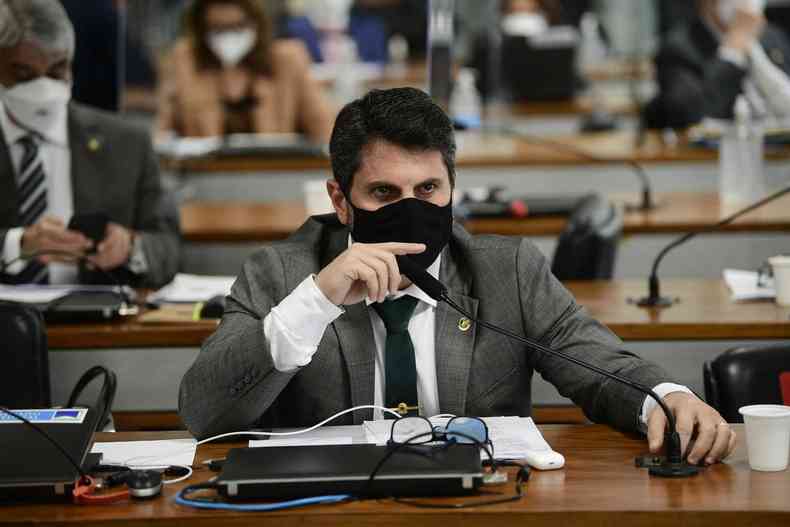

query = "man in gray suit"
[
  {"left": 180, "top": 88, "right": 735, "bottom": 466},
  {"left": 0, "top": 0, "right": 178, "bottom": 287}
]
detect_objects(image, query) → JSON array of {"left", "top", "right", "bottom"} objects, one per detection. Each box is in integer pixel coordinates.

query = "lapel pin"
[
  {"left": 771, "top": 48, "right": 784, "bottom": 65},
  {"left": 87, "top": 137, "right": 102, "bottom": 152},
  {"left": 458, "top": 317, "right": 472, "bottom": 332}
]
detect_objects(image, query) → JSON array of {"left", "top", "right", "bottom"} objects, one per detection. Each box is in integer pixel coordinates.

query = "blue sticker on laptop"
[{"left": 0, "top": 408, "right": 88, "bottom": 424}]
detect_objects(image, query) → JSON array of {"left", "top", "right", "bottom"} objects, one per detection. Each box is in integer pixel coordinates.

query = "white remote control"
[{"left": 523, "top": 450, "right": 565, "bottom": 470}]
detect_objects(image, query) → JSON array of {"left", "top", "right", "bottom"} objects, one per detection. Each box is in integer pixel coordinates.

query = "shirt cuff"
[
  {"left": 2, "top": 227, "right": 26, "bottom": 274},
  {"left": 265, "top": 275, "right": 344, "bottom": 372},
  {"left": 719, "top": 46, "right": 748, "bottom": 68},
  {"left": 639, "top": 383, "right": 695, "bottom": 429},
  {"left": 127, "top": 233, "right": 149, "bottom": 275}
]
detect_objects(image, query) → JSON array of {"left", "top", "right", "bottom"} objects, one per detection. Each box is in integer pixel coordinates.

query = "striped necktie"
[{"left": 14, "top": 135, "right": 49, "bottom": 284}]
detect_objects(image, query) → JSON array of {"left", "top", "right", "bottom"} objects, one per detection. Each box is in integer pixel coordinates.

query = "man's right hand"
[
  {"left": 315, "top": 242, "right": 426, "bottom": 306},
  {"left": 724, "top": 5, "right": 766, "bottom": 52},
  {"left": 21, "top": 215, "right": 93, "bottom": 263}
]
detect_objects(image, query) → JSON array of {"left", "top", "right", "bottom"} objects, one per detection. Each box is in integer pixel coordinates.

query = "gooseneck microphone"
[
  {"left": 634, "top": 183, "right": 790, "bottom": 308},
  {"left": 396, "top": 255, "right": 698, "bottom": 477}
]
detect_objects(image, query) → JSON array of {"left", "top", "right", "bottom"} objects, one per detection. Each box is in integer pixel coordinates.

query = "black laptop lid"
[{"left": 0, "top": 408, "right": 98, "bottom": 487}]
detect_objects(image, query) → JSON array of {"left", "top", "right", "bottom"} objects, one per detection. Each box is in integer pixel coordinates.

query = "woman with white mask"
[{"left": 158, "top": 0, "right": 335, "bottom": 141}]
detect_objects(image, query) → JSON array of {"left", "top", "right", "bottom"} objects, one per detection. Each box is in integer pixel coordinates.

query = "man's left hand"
[
  {"left": 647, "top": 392, "right": 737, "bottom": 465},
  {"left": 88, "top": 223, "right": 133, "bottom": 271}
]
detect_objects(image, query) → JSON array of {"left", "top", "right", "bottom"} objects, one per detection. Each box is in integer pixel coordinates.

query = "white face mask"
[
  {"left": 717, "top": 0, "right": 766, "bottom": 26},
  {"left": 207, "top": 28, "right": 256, "bottom": 67},
  {"left": 0, "top": 77, "right": 71, "bottom": 135},
  {"left": 501, "top": 12, "right": 549, "bottom": 37}
]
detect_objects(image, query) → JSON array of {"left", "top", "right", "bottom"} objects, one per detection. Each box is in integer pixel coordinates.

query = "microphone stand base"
[
  {"left": 648, "top": 462, "right": 700, "bottom": 478},
  {"left": 629, "top": 296, "right": 678, "bottom": 308}
]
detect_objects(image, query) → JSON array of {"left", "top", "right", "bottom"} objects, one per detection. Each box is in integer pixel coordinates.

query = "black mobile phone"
[{"left": 68, "top": 212, "right": 110, "bottom": 252}]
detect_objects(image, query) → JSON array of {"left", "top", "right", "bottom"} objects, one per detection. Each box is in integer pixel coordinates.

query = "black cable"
[
  {"left": 67, "top": 366, "right": 118, "bottom": 432},
  {"left": 0, "top": 406, "right": 89, "bottom": 484}
]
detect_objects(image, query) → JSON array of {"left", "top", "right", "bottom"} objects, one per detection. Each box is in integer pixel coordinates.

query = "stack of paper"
[
  {"left": 723, "top": 269, "right": 775, "bottom": 301},
  {"left": 91, "top": 439, "right": 197, "bottom": 469},
  {"left": 148, "top": 273, "right": 236, "bottom": 303}
]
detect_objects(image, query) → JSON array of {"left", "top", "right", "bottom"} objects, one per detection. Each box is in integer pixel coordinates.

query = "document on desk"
[
  {"left": 91, "top": 439, "right": 197, "bottom": 469},
  {"left": 0, "top": 284, "right": 122, "bottom": 304},
  {"left": 249, "top": 425, "right": 377, "bottom": 448},
  {"left": 363, "top": 416, "right": 556, "bottom": 460},
  {"left": 148, "top": 273, "right": 236, "bottom": 303},
  {"left": 723, "top": 269, "right": 775, "bottom": 301}
]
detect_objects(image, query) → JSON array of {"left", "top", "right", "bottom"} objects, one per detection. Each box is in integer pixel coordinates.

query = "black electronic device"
[
  {"left": 215, "top": 444, "right": 483, "bottom": 499},
  {"left": 125, "top": 470, "right": 163, "bottom": 499},
  {"left": 199, "top": 294, "right": 227, "bottom": 319},
  {"left": 634, "top": 183, "right": 790, "bottom": 308},
  {"left": 501, "top": 33, "right": 577, "bottom": 102},
  {"left": 218, "top": 134, "right": 326, "bottom": 159},
  {"left": 68, "top": 212, "right": 109, "bottom": 252},
  {"left": 0, "top": 407, "right": 99, "bottom": 499},
  {"left": 41, "top": 290, "right": 130, "bottom": 323},
  {"left": 395, "top": 256, "right": 698, "bottom": 478}
]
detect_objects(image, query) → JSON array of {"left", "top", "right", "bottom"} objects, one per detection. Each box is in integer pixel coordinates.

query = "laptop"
[
  {"left": 501, "top": 28, "right": 579, "bottom": 102},
  {"left": 216, "top": 444, "right": 484, "bottom": 499},
  {"left": 0, "top": 408, "right": 99, "bottom": 499}
]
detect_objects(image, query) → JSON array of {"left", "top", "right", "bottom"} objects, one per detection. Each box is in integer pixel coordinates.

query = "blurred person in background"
[
  {"left": 649, "top": 0, "right": 790, "bottom": 129},
  {"left": 157, "top": 0, "right": 334, "bottom": 142}
]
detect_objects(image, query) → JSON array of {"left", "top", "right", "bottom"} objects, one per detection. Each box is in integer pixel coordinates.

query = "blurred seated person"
[
  {"left": 648, "top": 0, "right": 790, "bottom": 129},
  {"left": 0, "top": 0, "right": 179, "bottom": 287},
  {"left": 157, "top": 0, "right": 334, "bottom": 142}
]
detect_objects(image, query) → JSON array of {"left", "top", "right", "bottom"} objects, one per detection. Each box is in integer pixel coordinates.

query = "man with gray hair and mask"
[
  {"left": 0, "top": 0, "right": 179, "bottom": 287},
  {"left": 650, "top": 0, "right": 790, "bottom": 129}
]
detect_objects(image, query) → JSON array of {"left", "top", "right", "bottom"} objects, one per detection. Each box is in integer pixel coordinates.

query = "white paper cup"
[
  {"left": 738, "top": 404, "right": 790, "bottom": 471},
  {"left": 302, "top": 180, "right": 334, "bottom": 217},
  {"left": 768, "top": 255, "right": 790, "bottom": 306}
]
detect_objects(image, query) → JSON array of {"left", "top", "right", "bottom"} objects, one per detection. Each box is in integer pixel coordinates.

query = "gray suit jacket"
[
  {"left": 0, "top": 102, "right": 179, "bottom": 288},
  {"left": 180, "top": 215, "right": 674, "bottom": 439}
]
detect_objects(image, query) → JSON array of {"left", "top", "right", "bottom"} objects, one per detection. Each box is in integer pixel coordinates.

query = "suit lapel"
[
  {"left": 322, "top": 225, "right": 377, "bottom": 423},
  {"left": 0, "top": 136, "right": 17, "bottom": 224},
  {"left": 434, "top": 240, "right": 479, "bottom": 416},
  {"left": 67, "top": 104, "right": 106, "bottom": 214}
]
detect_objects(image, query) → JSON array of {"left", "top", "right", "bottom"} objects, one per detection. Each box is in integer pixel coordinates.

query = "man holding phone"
[{"left": 0, "top": 0, "right": 179, "bottom": 286}]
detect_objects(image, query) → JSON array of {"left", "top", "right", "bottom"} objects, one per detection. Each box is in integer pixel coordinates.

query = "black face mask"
[{"left": 349, "top": 198, "right": 453, "bottom": 269}]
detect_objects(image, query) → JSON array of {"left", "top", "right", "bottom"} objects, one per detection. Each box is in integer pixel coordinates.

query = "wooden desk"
[
  {"left": 46, "top": 279, "right": 790, "bottom": 350},
  {"left": 179, "top": 192, "right": 790, "bottom": 243},
  {"left": 4, "top": 425, "right": 788, "bottom": 526},
  {"left": 162, "top": 130, "right": 790, "bottom": 174}
]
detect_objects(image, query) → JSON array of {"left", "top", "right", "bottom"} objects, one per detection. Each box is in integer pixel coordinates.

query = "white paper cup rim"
[{"left": 738, "top": 404, "right": 790, "bottom": 418}]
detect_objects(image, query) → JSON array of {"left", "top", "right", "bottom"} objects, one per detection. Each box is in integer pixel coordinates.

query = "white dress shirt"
[
  {"left": 264, "top": 252, "right": 691, "bottom": 425},
  {"left": 0, "top": 101, "right": 76, "bottom": 283}
]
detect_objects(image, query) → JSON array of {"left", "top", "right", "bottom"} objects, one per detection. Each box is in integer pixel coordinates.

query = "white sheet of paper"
[
  {"left": 250, "top": 436, "right": 353, "bottom": 448},
  {"left": 723, "top": 269, "right": 775, "bottom": 301},
  {"left": 149, "top": 273, "right": 236, "bottom": 303},
  {"left": 249, "top": 425, "right": 376, "bottom": 447},
  {"left": 91, "top": 439, "right": 197, "bottom": 469},
  {"left": 0, "top": 285, "right": 74, "bottom": 303}
]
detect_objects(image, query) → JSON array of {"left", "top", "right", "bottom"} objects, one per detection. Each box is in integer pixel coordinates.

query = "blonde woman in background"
[{"left": 157, "top": 0, "right": 335, "bottom": 142}]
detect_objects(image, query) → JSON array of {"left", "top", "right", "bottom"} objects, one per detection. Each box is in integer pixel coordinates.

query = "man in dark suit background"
[
  {"left": 180, "top": 87, "right": 736, "bottom": 468},
  {"left": 0, "top": 0, "right": 179, "bottom": 287},
  {"left": 649, "top": 0, "right": 790, "bottom": 129}
]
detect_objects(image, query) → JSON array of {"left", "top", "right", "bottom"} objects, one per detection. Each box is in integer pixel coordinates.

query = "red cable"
[{"left": 73, "top": 476, "right": 129, "bottom": 504}]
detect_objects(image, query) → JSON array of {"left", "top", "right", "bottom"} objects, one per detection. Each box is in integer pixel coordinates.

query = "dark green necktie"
[{"left": 372, "top": 296, "right": 420, "bottom": 417}]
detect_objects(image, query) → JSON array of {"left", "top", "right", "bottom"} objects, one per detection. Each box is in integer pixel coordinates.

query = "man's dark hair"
[{"left": 329, "top": 87, "right": 456, "bottom": 198}]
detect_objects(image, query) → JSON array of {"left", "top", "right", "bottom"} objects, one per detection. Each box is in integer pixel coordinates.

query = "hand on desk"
[
  {"left": 22, "top": 215, "right": 93, "bottom": 262},
  {"left": 87, "top": 223, "right": 133, "bottom": 271},
  {"left": 647, "top": 392, "right": 736, "bottom": 466},
  {"left": 316, "top": 242, "right": 426, "bottom": 305}
]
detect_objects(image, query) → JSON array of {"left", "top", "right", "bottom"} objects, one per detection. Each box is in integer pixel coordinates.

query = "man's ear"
[{"left": 327, "top": 179, "right": 351, "bottom": 225}]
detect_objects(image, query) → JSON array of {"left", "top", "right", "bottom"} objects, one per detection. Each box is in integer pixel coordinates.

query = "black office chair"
[
  {"left": 0, "top": 301, "right": 51, "bottom": 407},
  {"left": 551, "top": 194, "right": 623, "bottom": 280},
  {"left": 0, "top": 301, "right": 117, "bottom": 429},
  {"left": 704, "top": 344, "right": 790, "bottom": 423}
]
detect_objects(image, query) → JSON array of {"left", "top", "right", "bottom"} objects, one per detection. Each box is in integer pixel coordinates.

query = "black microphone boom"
[
  {"left": 635, "top": 184, "right": 790, "bottom": 308},
  {"left": 396, "top": 257, "right": 698, "bottom": 477}
]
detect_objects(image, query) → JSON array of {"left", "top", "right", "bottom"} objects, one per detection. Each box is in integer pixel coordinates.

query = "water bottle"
[
  {"left": 450, "top": 68, "right": 482, "bottom": 129},
  {"left": 719, "top": 95, "right": 766, "bottom": 205}
]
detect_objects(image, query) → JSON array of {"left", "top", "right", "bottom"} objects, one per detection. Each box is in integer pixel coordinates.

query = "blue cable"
[{"left": 175, "top": 488, "right": 352, "bottom": 511}]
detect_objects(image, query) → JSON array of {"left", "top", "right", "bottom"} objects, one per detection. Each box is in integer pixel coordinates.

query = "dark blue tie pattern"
[{"left": 14, "top": 135, "right": 49, "bottom": 284}]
